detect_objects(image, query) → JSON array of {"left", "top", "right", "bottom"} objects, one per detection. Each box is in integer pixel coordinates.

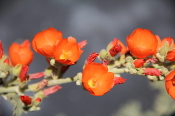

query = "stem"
[
  {"left": 0, "top": 86, "right": 23, "bottom": 95},
  {"left": 110, "top": 68, "right": 127, "bottom": 74},
  {"left": 0, "top": 73, "right": 80, "bottom": 94}
]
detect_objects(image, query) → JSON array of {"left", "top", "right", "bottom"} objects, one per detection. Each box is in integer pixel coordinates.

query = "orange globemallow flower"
[
  {"left": 127, "top": 28, "right": 158, "bottom": 58},
  {"left": 32, "top": 27, "right": 62, "bottom": 57},
  {"left": 54, "top": 36, "right": 85, "bottom": 65},
  {"left": 166, "top": 49, "right": 175, "bottom": 61},
  {"left": 9, "top": 40, "right": 33, "bottom": 66},
  {"left": 82, "top": 62, "right": 114, "bottom": 96},
  {"left": 165, "top": 71, "right": 175, "bottom": 99}
]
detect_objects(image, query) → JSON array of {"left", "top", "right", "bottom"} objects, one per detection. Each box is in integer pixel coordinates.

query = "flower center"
[
  {"left": 88, "top": 78, "right": 97, "bottom": 88},
  {"left": 60, "top": 52, "right": 70, "bottom": 60}
]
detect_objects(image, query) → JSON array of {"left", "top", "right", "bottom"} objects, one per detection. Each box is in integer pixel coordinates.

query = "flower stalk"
[{"left": 0, "top": 27, "right": 175, "bottom": 116}]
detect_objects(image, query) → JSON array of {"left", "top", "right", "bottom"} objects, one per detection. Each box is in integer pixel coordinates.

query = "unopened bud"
[
  {"left": 133, "top": 59, "right": 144, "bottom": 68},
  {"left": 20, "top": 95, "right": 32, "bottom": 106},
  {"left": 29, "top": 72, "right": 45, "bottom": 80},
  {"left": 143, "top": 68, "right": 162, "bottom": 76},
  {"left": 19, "top": 65, "right": 29, "bottom": 82},
  {"left": 37, "top": 79, "right": 48, "bottom": 90},
  {"left": 99, "top": 49, "right": 115, "bottom": 61},
  {"left": 43, "top": 85, "right": 62, "bottom": 96}
]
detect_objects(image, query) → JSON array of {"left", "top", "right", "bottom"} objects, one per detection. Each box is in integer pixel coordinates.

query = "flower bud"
[
  {"left": 43, "top": 85, "right": 62, "bottom": 96},
  {"left": 143, "top": 68, "right": 162, "bottom": 76},
  {"left": 133, "top": 59, "right": 144, "bottom": 68},
  {"left": 29, "top": 72, "right": 45, "bottom": 80},
  {"left": 99, "top": 49, "right": 114, "bottom": 61},
  {"left": 19, "top": 65, "right": 29, "bottom": 82},
  {"left": 20, "top": 95, "right": 32, "bottom": 106},
  {"left": 37, "top": 79, "right": 48, "bottom": 90}
]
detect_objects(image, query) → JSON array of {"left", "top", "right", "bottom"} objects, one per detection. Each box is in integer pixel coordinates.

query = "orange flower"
[
  {"left": 165, "top": 71, "right": 175, "bottom": 99},
  {"left": 127, "top": 28, "right": 158, "bottom": 58},
  {"left": 82, "top": 62, "right": 114, "bottom": 96},
  {"left": 9, "top": 40, "right": 33, "bottom": 66},
  {"left": 166, "top": 48, "right": 175, "bottom": 61},
  {"left": 32, "top": 27, "right": 62, "bottom": 57},
  {"left": 54, "top": 36, "right": 84, "bottom": 65}
]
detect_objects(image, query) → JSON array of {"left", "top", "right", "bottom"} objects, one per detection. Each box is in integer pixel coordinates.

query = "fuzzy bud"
[
  {"left": 43, "top": 85, "right": 62, "bottom": 96},
  {"left": 143, "top": 68, "right": 162, "bottom": 76},
  {"left": 20, "top": 95, "right": 32, "bottom": 106},
  {"left": 133, "top": 59, "right": 144, "bottom": 68}
]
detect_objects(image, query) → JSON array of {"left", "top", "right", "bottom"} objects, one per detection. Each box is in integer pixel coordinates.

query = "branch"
[{"left": 0, "top": 73, "right": 81, "bottom": 95}]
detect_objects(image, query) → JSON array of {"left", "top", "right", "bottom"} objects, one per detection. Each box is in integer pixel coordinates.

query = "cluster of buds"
[{"left": 0, "top": 27, "right": 175, "bottom": 116}]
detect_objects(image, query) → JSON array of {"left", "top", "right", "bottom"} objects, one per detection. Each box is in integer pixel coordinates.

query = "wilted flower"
[{"left": 8, "top": 40, "right": 33, "bottom": 66}]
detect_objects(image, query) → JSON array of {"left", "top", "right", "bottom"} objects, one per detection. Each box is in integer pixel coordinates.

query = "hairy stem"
[{"left": 0, "top": 73, "right": 80, "bottom": 95}]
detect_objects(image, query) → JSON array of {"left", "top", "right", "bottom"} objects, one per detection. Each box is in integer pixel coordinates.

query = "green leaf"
[{"left": 6, "top": 93, "right": 24, "bottom": 116}]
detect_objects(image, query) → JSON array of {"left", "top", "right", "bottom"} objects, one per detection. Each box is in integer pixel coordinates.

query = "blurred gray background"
[{"left": 0, "top": 0, "right": 175, "bottom": 116}]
